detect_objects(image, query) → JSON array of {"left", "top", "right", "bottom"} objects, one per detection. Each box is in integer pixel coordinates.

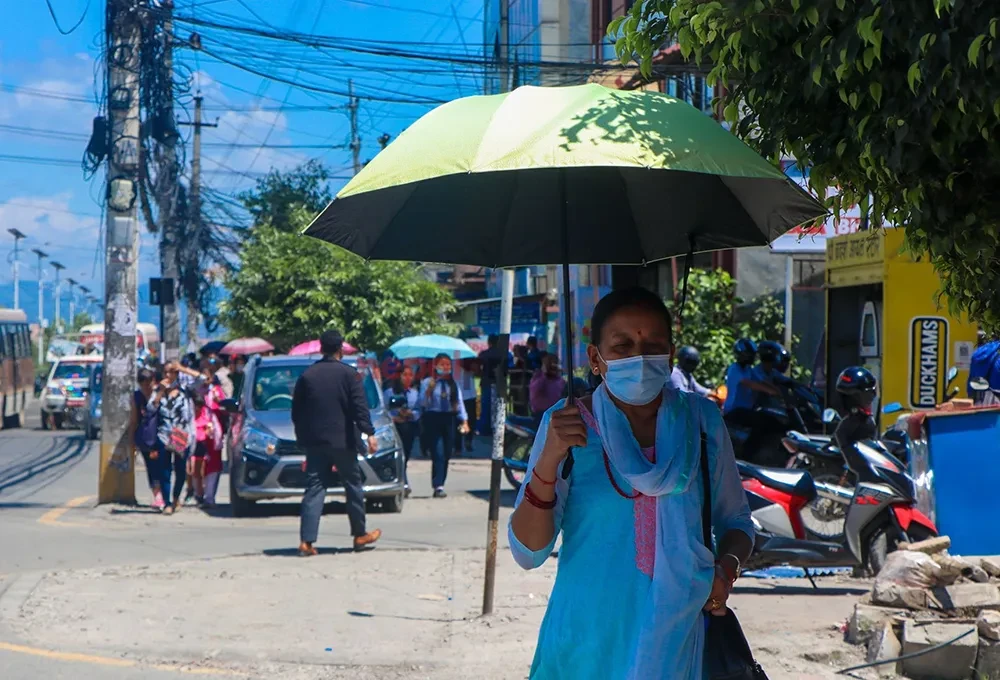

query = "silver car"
[{"left": 225, "top": 354, "right": 406, "bottom": 517}]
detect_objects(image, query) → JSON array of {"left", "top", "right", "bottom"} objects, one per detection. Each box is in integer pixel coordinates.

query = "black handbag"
[{"left": 700, "top": 432, "right": 769, "bottom": 680}]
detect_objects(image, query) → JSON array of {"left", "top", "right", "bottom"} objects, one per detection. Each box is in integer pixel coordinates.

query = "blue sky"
[{"left": 0, "top": 0, "right": 484, "bottom": 317}]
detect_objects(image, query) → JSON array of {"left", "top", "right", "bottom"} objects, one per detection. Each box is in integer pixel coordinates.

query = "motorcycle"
[
  {"left": 740, "top": 436, "right": 937, "bottom": 578},
  {"left": 728, "top": 376, "right": 824, "bottom": 467},
  {"left": 970, "top": 376, "right": 1000, "bottom": 407},
  {"left": 502, "top": 414, "right": 536, "bottom": 491}
]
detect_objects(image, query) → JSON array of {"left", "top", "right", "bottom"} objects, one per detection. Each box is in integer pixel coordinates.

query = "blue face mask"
[
  {"left": 435, "top": 366, "right": 449, "bottom": 377},
  {"left": 598, "top": 352, "right": 671, "bottom": 405}
]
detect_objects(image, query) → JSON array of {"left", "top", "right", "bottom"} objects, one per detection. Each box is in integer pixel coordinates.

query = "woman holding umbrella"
[
  {"left": 419, "top": 353, "right": 470, "bottom": 498},
  {"left": 508, "top": 288, "right": 754, "bottom": 679}
]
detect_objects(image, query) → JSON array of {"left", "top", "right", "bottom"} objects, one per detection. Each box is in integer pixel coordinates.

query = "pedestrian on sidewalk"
[
  {"left": 292, "top": 330, "right": 382, "bottom": 556},
  {"left": 190, "top": 391, "right": 221, "bottom": 505},
  {"left": 148, "top": 363, "right": 194, "bottom": 516},
  {"left": 529, "top": 353, "right": 566, "bottom": 429},
  {"left": 476, "top": 334, "right": 500, "bottom": 435},
  {"left": 131, "top": 369, "right": 163, "bottom": 509},
  {"left": 508, "top": 287, "right": 754, "bottom": 680},
  {"left": 454, "top": 358, "right": 477, "bottom": 456},
  {"left": 384, "top": 364, "right": 420, "bottom": 496},
  {"left": 420, "top": 353, "right": 470, "bottom": 498}
]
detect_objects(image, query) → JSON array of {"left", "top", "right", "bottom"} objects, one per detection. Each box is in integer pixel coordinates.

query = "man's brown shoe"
[
  {"left": 298, "top": 542, "right": 318, "bottom": 557},
  {"left": 353, "top": 529, "right": 382, "bottom": 551}
]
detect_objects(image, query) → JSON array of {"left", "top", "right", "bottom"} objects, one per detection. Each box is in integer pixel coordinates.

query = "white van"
[{"left": 78, "top": 322, "right": 160, "bottom": 356}]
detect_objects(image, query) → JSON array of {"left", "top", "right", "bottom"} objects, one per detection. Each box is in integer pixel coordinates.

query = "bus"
[
  {"left": 0, "top": 309, "right": 33, "bottom": 429},
  {"left": 78, "top": 322, "right": 160, "bottom": 357}
]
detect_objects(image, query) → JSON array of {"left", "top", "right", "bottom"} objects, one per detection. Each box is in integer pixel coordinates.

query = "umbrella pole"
[
  {"left": 559, "top": 168, "right": 575, "bottom": 479},
  {"left": 482, "top": 268, "right": 515, "bottom": 616}
]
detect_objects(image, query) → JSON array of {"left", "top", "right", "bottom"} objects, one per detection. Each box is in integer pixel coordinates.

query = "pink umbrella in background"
[
  {"left": 220, "top": 337, "right": 275, "bottom": 356},
  {"left": 288, "top": 339, "right": 357, "bottom": 356}
]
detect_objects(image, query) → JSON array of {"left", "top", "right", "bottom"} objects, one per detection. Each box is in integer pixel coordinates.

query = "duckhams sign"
[{"left": 909, "top": 317, "right": 949, "bottom": 408}]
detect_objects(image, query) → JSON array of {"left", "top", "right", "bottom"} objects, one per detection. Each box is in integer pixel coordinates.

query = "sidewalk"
[{"left": 0, "top": 547, "right": 869, "bottom": 679}]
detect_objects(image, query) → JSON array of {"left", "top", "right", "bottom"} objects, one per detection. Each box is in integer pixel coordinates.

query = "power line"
[{"left": 43, "top": 0, "right": 93, "bottom": 35}]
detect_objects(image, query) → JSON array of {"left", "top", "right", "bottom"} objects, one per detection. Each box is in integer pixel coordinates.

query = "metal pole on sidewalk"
[
  {"left": 32, "top": 248, "right": 47, "bottom": 364},
  {"left": 483, "top": 268, "right": 514, "bottom": 616},
  {"left": 8, "top": 228, "right": 25, "bottom": 311},
  {"left": 783, "top": 255, "right": 793, "bottom": 349}
]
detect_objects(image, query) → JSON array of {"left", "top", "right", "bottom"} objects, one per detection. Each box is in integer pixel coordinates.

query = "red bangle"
[
  {"left": 523, "top": 483, "right": 557, "bottom": 510},
  {"left": 531, "top": 467, "right": 556, "bottom": 486}
]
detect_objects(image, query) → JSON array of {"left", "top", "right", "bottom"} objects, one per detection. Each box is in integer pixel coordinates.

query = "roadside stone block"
[
  {"left": 982, "top": 556, "right": 1000, "bottom": 579},
  {"left": 848, "top": 604, "right": 907, "bottom": 644},
  {"left": 930, "top": 583, "right": 1000, "bottom": 611},
  {"left": 865, "top": 622, "right": 901, "bottom": 677},
  {"left": 901, "top": 621, "right": 978, "bottom": 680},
  {"left": 981, "top": 611, "right": 1000, "bottom": 642},
  {"left": 872, "top": 582, "right": 929, "bottom": 610},
  {"left": 979, "top": 639, "right": 1000, "bottom": 680}
]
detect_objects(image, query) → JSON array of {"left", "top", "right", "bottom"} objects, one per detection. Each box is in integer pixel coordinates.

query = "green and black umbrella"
[{"left": 305, "top": 83, "right": 825, "bottom": 475}]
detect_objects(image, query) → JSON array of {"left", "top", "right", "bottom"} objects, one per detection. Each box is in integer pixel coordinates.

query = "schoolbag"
[{"left": 134, "top": 390, "right": 158, "bottom": 451}]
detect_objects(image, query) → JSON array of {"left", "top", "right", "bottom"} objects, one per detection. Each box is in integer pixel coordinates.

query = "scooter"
[
  {"left": 728, "top": 379, "right": 823, "bottom": 467},
  {"left": 970, "top": 376, "right": 1000, "bottom": 407},
  {"left": 740, "top": 436, "right": 937, "bottom": 578}
]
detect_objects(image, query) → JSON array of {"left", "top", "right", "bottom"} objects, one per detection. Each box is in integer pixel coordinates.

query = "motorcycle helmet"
[
  {"left": 758, "top": 340, "right": 785, "bottom": 365},
  {"left": 734, "top": 338, "right": 757, "bottom": 365},
  {"left": 775, "top": 346, "right": 792, "bottom": 374},
  {"left": 835, "top": 366, "right": 878, "bottom": 411},
  {"left": 677, "top": 346, "right": 700, "bottom": 373}
]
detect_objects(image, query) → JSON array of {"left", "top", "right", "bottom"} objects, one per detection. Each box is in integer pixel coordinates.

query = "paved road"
[{"left": 0, "top": 416, "right": 518, "bottom": 679}]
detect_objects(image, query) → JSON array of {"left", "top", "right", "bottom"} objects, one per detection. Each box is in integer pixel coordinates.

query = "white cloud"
[{"left": 0, "top": 193, "right": 100, "bottom": 241}]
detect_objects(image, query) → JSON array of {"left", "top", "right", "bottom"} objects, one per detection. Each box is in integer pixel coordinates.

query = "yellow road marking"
[
  {"left": 0, "top": 641, "right": 242, "bottom": 676},
  {"left": 37, "top": 495, "right": 95, "bottom": 527}
]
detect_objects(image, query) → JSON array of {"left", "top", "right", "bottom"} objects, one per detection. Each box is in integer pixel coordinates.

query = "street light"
[
  {"left": 30, "top": 248, "right": 48, "bottom": 364},
  {"left": 50, "top": 261, "right": 65, "bottom": 332},
  {"left": 7, "top": 228, "right": 25, "bottom": 310},
  {"left": 66, "top": 278, "right": 78, "bottom": 330}
]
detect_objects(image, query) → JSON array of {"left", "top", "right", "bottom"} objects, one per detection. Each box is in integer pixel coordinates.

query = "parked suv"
[
  {"left": 83, "top": 364, "right": 102, "bottom": 440},
  {"left": 225, "top": 354, "right": 406, "bottom": 517}
]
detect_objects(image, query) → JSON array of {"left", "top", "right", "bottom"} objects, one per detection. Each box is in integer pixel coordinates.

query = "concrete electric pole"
[
  {"left": 31, "top": 248, "right": 47, "bottom": 364},
  {"left": 178, "top": 94, "right": 217, "bottom": 349},
  {"left": 348, "top": 79, "right": 361, "bottom": 175},
  {"left": 99, "top": 0, "right": 142, "bottom": 505},
  {"left": 50, "top": 261, "right": 65, "bottom": 333},
  {"left": 155, "top": 0, "right": 181, "bottom": 364},
  {"left": 7, "top": 228, "right": 25, "bottom": 311}
]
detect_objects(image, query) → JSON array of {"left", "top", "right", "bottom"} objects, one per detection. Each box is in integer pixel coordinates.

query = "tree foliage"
[
  {"left": 670, "top": 268, "right": 809, "bottom": 385},
  {"left": 613, "top": 0, "right": 1000, "bottom": 331},
  {"left": 221, "top": 163, "right": 458, "bottom": 351}
]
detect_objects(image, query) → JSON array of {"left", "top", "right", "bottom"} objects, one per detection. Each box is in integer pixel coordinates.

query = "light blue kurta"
[{"left": 508, "top": 391, "right": 754, "bottom": 680}]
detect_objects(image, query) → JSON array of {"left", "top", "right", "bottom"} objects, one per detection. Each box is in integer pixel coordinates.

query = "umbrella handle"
[{"left": 559, "top": 172, "right": 575, "bottom": 481}]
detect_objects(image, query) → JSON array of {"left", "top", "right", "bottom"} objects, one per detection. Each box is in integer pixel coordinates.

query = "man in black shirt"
[{"left": 292, "top": 330, "right": 381, "bottom": 555}]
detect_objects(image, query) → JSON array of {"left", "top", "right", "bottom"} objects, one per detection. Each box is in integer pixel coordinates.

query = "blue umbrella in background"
[{"left": 389, "top": 334, "right": 475, "bottom": 360}]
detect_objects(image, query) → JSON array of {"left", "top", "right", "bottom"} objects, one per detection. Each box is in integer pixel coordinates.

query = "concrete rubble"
[{"left": 844, "top": 536, "right": 1000, "bottom": 679}]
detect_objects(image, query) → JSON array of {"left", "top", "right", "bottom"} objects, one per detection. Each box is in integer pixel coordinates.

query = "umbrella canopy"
[
  {"left": 220, "top": 337, "right": 274, "bottom": 356},
  {"left": 199, "top": 340, "right": 228, "bottom": 356},
  {"left": 389, "top": 334, "right": 475, "bottom": 360},
  {"left": 305, "top": 83, "right": 825, "bottom": 266},
  {"left": 288, "top": 339, "right": 358, "bottom": 356}
]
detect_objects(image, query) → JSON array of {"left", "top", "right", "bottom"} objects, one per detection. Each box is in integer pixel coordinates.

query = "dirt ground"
[{"left": 0, "top": 546, "right": 879, "bottom": 679}]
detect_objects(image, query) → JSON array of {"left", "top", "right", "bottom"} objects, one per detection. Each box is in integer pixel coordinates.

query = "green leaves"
[
  {"left": 968, "top": 35, "right": 987, "bottom": 66},
  {"left": 615, "top": 0, "right": 1000, "bottom": 332},
  {"left": 907, "top": 61, "right": 922, "bottom": 93},
  {"left": 869, "top": 82, "right": 883, "bottom": 106}
]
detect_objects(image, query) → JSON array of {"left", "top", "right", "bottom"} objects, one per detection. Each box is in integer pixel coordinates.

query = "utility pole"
[
  {"left": 7, "top": 228, "right": 25, "bottom": 310},
  {"left": 348, "top": 79, "right": 361, "bottom": 175},
  {"left": 482, "top": 0, "right": 512, "bottom": 618},
  {"left": 99, "top": 0, "right": 142, "bottom": 505},
  {"left": 178, "top": 94, "right": 217, "bottom": 349},
  {"left": 31, "top": 248, "right": 47, "bottom": 364},
  {"left": 51, "top": 261, "right": 65, "bottom": 333},
  {"left": 155, "top": 0, "right": 181, "bottom": 364},
  {"left": 67, "top": 278, "right": 77, "bottom": 329}
]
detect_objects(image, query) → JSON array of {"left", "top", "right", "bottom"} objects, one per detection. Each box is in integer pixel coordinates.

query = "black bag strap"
[{"left": 700, "top": 429, "right": 713, "bottom": 553}]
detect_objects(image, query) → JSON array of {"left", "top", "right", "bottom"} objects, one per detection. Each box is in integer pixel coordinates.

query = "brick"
[
  {"left": 901, "top": 621, "right": 978, "bottom": 680},
  {"left": 848, "top": 604, "right": 907, "bottom": 645},
  {"left": 930, "top": 583, "right": 1000, "bottom": 611},
  {"left": 865, "top": 622, "right": 901, "bottom": 677},
  {"left": 978, "top": 638, "right": 1000, "bottom": 680}
]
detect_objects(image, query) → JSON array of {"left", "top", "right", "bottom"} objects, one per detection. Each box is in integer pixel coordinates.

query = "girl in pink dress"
[{"left": 192, "top": 391, "right": 223, "bottom": 507}]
